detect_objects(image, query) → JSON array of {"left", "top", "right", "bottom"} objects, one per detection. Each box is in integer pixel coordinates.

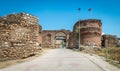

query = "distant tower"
[{"left": 73, "top": 19, "right": 102, "bottom": 47}]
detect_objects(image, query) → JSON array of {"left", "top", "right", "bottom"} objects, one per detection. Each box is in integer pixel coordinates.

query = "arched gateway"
[
  {"left": 42, "top": 30, "right": 70, "bottom": 48},
  {"left": 55, "top": 32, "right": 66, "bottom": 48}
]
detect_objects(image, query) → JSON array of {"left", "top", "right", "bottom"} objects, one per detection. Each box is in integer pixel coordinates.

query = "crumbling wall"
[
  {"left": 38, "top": 25, "right": 42, "bottom": 46},
  {"left": 0, "top": 13, "right": 41, "bottom": 61},
  {"left": 68, "top": 32, "right": 78, "bottom": 49},
  {"left": 102, "top": 35, "right": 119, "bottom": 47},
  {"left": 42, "top": 31, "right": 55, "bottom": 48},
  {"left": 68, "top": 19, "right": 102, "bottom": 48},
  {"left": 42, "top": 30, "right": 70, "bottom": 48}
]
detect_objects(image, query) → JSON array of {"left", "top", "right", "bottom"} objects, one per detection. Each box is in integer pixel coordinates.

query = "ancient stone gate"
[{"left": 42, "top": 30, "right": 70, "bottom": 48}]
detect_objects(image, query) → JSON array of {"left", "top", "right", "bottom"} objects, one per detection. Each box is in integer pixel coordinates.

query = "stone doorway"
[
  {"left": 42, "top": 30, "right": 69, "bottom": 48},
  {"left": 55, "top": 32, "right": 67, "bottom": 48},
  {"left": 55, "top": 36, "right": 66, "bottom": 48}
]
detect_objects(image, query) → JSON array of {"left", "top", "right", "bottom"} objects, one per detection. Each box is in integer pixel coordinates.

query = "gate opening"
[{"left": 55, "top": 36, "right": 66, "bottom": 48}]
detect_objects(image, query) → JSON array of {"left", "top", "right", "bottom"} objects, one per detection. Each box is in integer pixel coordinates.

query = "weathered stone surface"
[
  {"left": 42, "top": 30, "right": 70, "bottom": 48},
  {"left": 0, "top": 13, "right": 42, "bottom": 61},
  {"left": 102, "top": 35, "right": 119, "bottom": 47},
  {"left": 68, "top": 19, "right": 102, "bottom": 48},
  {"left": 68, "top": 32, "right": 78, "bottom": 49},
  {"left": 0, "top": 47, "right": 41, "bottom": 61}
]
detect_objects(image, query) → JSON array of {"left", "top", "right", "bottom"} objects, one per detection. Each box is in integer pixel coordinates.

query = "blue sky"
[{"left": 0, "top": 0, "right": 120, "bottom": 37}]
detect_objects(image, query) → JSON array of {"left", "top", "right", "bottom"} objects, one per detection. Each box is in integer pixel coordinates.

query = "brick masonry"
[
  {"left": 102, "top": 35, "right": 119, "bottom": 47},
  {"left": 42, "top": 30, "right": 70, "bottom": 48},
  {"left": 68, "top": 19, "right": 102, "bottom": 48},
  {"left": 0, "top": 13, "right": 41, "bottom": 61}
]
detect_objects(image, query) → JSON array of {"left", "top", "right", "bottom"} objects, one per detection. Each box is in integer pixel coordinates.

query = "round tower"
[{"left": 73, "top": 19, "right": 102, "bottom": 47}]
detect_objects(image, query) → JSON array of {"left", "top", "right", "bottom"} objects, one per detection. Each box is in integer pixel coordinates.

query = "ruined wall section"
[
  {"left": 68, "top": 19, "right": 102, "bottom": 48},
  {"left": 0, "top": 13, "right": 41, "bottom": 61},
  {"left": 42, "top": 30, "right": 70, "bottom": 48},
  {"left": 102, "top": 35, "right": 119, "bottom": 47},
  {"left": 42, "top": 31, "right": 56, "bottom": 48},
  {"left": 68, "top": 32, "right": 78, "bottom": 48},
  {"left": 80, "top": 19, "right": 102, "bottom": 47},
  {"left": 38, "top": 25, "right": 42, "bottom": 47}
]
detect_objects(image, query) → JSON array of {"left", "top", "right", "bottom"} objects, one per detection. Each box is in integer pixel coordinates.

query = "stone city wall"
[
  {"left": 102, "top": 35, "right": 119, "bottom": 47},
  {"left": 68, "top": 19, "right": 102, "bottom": 48},
  {"left": 0, "top": 13, "right": 41, "bottom": 61},
  {"left": 42, "top": 30, "right": 70, "bottom": 48}
]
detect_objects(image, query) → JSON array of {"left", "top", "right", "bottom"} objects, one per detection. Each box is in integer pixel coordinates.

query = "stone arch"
[
  {"left": 55, "top": 31, "right": 67, "bottom": 37},
  {"left": 55, "top": 31, "right": 67, "bottom": 48}
]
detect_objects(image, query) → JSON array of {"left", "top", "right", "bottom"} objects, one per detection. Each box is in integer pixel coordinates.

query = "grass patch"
[{"left": 93, "top": 47, "right": 120, "bottom": 68}]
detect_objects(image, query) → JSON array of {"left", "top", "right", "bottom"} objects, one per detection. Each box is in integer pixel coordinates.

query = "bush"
[
  {"left": 108, "top": 47, "right": 120, "bottom": 63},
  {"left": 94, "top": 47, "right": 120, "bottom": 63}
]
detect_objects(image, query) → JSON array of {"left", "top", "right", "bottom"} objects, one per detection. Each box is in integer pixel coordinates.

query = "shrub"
[
  {"left": 108, "top": 47, "right": 120, "bottom": 63},
  {"left": 95, "top": 47, "right": 120, "bottom": 63}
]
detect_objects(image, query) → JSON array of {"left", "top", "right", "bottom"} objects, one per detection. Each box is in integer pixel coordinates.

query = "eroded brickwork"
[
  {"left": 102, "top": 35, "right": 119, "bottom": 47},
  {"left": 0, "top": 13, "right": 41, "bottom": 61},
  {"left": 42, "top": 30, "right": 70, "bottom": 48},
  {"left": 68, "top": 19, "right": 102, "bottom": 48}
]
